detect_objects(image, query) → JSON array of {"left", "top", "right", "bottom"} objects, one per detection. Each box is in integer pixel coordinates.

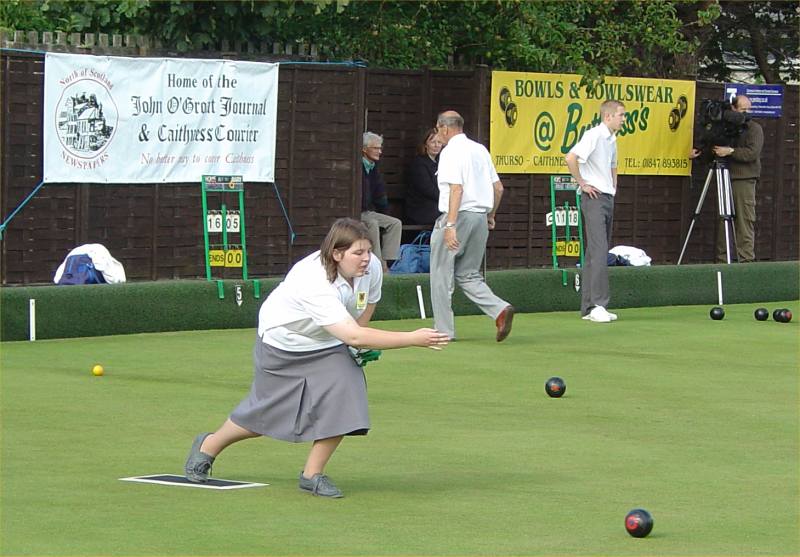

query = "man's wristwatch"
[{"left": 444, "top": 222, "right": 456, "bottom": 229}]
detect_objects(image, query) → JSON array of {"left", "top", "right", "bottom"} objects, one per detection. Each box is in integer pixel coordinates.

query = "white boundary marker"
[
  {"left": 29, "top": 299, "right": 36, "bottom": 341},
  {"left": 416, "top": 284, "right": 426, "bottom": 319},
  {"left": 716, "top": 271, "right": 723, "bottom": 306},
  {"left": 119, "top": 474, "right": 269, "bottom": 490}
]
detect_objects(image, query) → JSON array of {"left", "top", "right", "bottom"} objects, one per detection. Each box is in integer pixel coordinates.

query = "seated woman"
[
  {"left": 184, "top": 218, "right": 449, "bottom": 498},
  {"left": 404, "top": 128, "right": 443, "bottom": 229}
]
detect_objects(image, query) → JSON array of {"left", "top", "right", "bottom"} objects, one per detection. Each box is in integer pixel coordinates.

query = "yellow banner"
[{"left": 490, "top": 71, "right": 696, "bottom": 176}]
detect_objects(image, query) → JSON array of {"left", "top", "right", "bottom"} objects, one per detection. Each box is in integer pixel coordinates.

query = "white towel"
[
  {"left": 53, "top": 243, "right": 127, "bottom": 284},
  {"left": 609, "top": 245, "right": 652, "bottom": 267}
]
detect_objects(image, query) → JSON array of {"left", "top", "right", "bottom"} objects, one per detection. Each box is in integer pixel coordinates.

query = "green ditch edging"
[{"left": 1, "top": 262, "right": 797, "bottom": 341}]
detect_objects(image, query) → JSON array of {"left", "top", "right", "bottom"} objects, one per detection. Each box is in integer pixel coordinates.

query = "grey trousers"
[
  {"left": 580, "top": 194, "right": 614, "bottom": 316},
  {"left": 430, "top": 211, "right": 509, "bottom": 338},
  {"left": 716, "top": 178, "right": 756, "bottom": 263},
  {"left": 361, "top": 210, "right": 401, "bottom": 262}
]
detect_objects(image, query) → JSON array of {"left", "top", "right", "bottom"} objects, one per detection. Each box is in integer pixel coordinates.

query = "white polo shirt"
[
  {"left": 437, "top": 133, "right": 499, "bottom": 213},
  {"left": 568, "top": 122, "right": 618, "bottom": 196},
  {"left": 258, "top": 250, "right": 383, "bottom": 352}
]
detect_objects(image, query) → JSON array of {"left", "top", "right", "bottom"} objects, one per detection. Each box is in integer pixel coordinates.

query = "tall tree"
[
  {"left": 1, "top": 0, "right": 731, "bottom": 82},
  {"left": 696, "top": 1, "right": 799, "bottom": 83}
]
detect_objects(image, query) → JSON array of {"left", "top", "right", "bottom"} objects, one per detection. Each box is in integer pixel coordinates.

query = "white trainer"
[{"left": 584, "top": 306, "right": 613, "bottom": 323}]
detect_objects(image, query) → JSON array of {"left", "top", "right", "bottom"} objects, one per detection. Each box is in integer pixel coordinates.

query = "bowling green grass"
[{"left": 1, "top": 302, "right": 798, "bottom": 557}]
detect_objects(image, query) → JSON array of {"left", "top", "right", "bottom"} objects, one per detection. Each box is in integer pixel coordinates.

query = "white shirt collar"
[
  {"left": 446, "top": 132, "right": 467, "bottom": 146},
  {"left": 333, "top": 273, "right": 352, "bottom": 291}
]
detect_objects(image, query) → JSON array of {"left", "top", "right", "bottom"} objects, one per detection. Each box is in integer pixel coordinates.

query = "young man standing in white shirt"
[
  {"left": 430, "top": 110, "right": 514, "bottom": 341},
  {"left": 565, "top": 100, "right": 626, "bottom": 323}
]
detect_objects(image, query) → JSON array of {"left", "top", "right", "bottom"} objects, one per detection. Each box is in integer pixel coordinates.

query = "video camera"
[{"left": 697, "top": 99, "right": 750, "bottom": 147}]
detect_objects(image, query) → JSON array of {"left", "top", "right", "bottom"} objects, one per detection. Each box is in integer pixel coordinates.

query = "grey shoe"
[
  {"left": 298, "top": 472, "right": 344, "bottom": 498},
  {"left": 185, "top": 433, "right": 215, "bottom": 483}
]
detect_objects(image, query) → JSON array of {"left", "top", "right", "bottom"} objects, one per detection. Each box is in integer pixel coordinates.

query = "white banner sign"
[{"left": 43, "top": 53, "right": 279, "bottom": 183}]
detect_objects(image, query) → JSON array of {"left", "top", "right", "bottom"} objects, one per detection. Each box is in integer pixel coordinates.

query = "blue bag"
[
  {"left": 390, "top": 232, "right": 431, "bottom": 274},
  {"left": 57, "top": 254, "right": 107, "bottom": 285}
]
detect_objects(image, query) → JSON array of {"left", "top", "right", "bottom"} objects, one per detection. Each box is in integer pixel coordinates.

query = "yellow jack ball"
[{"left": 92, "top": 364, "right": 104, "bottom": 377}]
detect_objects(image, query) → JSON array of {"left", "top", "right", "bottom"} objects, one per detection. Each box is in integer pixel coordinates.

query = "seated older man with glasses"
[{"left": 361, "top": 131, "right": 402, "bottom": 271}]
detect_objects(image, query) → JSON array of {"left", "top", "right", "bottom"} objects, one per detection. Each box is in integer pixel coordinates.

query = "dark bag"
[
  {"left": 606, "top": 252, "right": 630, "bottom": 266},
  {"left": 390, "top": 232, "right": 431, "bottom": 274},
  {"left": 57, "top": 254, "right": 107, "bottom": 285}
]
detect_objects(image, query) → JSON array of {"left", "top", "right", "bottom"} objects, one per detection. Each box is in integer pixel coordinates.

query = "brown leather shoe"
[{"left": 495, "top": 305, "right": 515, "bottom": 342}]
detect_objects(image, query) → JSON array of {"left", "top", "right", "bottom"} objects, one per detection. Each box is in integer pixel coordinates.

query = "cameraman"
[{"left": 690, "top": 95, "right": 764, "bottom": 263}]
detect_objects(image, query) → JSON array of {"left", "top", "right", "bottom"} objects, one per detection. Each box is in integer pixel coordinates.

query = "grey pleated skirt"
[{"left": 229, "top": 337, "right": 370, "bottom": 443}]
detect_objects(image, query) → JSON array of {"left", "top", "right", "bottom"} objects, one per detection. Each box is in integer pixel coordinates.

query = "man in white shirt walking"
[
  {"left": 430, "top": 110, "right": 514, "bottom": 342},
  {"left": 565, "top": 99, "right": 626, "bottom": 323}
]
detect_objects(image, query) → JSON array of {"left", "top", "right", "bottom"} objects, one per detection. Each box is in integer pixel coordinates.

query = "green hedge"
[{"left": 2, "top": 262, "right": 797, "bottom": 341}]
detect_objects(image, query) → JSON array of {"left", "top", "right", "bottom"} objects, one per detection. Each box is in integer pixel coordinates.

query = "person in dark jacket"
[
  {"left": 690, "top": 95, "right": 763, "bottom": 262},
  {"left": 361, "top": 132, "right": 402, "bottom": 270},
  {"left": 404, "top": 128, "right": 443, "bottom": 227}
]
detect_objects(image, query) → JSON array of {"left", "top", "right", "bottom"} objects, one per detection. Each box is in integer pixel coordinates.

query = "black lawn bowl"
[
  {"left": 709, "top": 306, "right": 725, "bottom": 320},
  {"left": 773, "top": 308, "right": 784, "bottom": 322},
  {"left": 779, "top": 309, "right": 792, "bottom": 323},
  {"left": 625, "top": 508, "right": 654, "bottom": 538},
  {"left": 545, "top": 377, "right": 566, "bottom": 398},
  {"left": 754, "top": 308, "right": 769, "bottom": 321}
]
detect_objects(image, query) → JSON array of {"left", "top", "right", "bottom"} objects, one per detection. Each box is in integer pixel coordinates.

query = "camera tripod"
[{"left": 677, "top": 158, "right": 737, "bottom": 265}]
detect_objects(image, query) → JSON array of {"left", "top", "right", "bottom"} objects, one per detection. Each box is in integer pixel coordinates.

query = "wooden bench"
[
  {"left": 401, "top": 223, "right": 432, "bottom": 244},
  {"left": 402, "top": 224, "right": 430, "bottom": 232}
]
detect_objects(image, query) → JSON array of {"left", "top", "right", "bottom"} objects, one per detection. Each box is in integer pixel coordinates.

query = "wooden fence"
[{"left": 1, "top": 34, "right": 797, "bottom": 285}]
